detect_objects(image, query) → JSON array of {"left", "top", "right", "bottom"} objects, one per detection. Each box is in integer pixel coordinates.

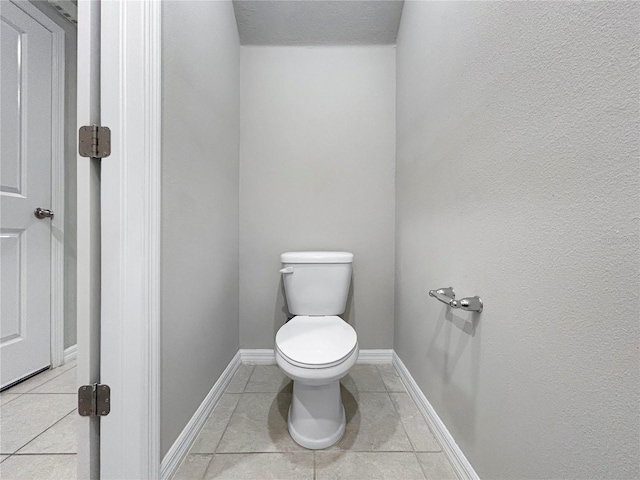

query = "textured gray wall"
[
  {"left": 239, "top": 46, "right": 396, "bottom": 349},
  {"left": 161, "top": 0, "right": 240, "bottom": 457},
  {"left": 395, "top": 2, "right": 639, "bottom": 478}
]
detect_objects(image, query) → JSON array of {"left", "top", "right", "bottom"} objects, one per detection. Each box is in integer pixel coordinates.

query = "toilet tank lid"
[{"left": 281, "top": 251, "right": 354, "bottom": 264}]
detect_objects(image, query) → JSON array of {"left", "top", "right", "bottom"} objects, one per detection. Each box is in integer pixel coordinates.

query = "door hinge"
[
  {"left": 78, "top": 384, "right": 111, "bottom": 417},
  {"left": 78, "top": 125, "right": 111, "bottom": 158}
]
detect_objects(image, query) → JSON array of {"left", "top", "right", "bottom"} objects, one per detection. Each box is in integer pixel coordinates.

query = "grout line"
[
  {"left": 242, "top": 365, "right": 258, "bottom": 393},
  {"left": 0, "top": 393, "right": 23, "bottom": 406},
  {"left": 196, "top": 454, "right": 214, "bottom": 480},
  {"left": 240, "top": 365, "right": 255, "bottom": 393},
  {"left": 211, "top": 377, "right": 249, "bottom": 456},
  {"left": 313, "top": 451, "right": 317, "bottom": 480},
  {"left": 209, "top": 449, "right": 419, "bottom": 455},
  {"left": 11, "top": 409, "right": 77, "bottom": 455},
  {"left": 388, "top": 390, "right": 443, "bottom": 454},
  {"left": 9, "top": 453, "right": 77, "bottom": 456},
  {"left": 376, "top": 364, "right": 408, "bottom": 394},
  {"left": 211, "top": 397, "right": 242, "bottom": 454},
  {"left": 19, "top": 392, "right": 77, "bottom": 395},
  {"left": 386, "top": 389, "right": 420, "bottom": 453},
  {"left": 414, "top": 450, "right": 430, "bottom": 480}
]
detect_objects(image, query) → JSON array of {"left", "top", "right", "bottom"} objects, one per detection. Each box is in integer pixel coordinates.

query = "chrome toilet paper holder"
[{"left": 429, "top": 287, "right": 483, "bottom": 313}]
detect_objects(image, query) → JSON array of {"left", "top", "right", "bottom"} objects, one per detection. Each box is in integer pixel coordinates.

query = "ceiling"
[{"left": 232, "top": 0, "right": 405, "bottom": 46}]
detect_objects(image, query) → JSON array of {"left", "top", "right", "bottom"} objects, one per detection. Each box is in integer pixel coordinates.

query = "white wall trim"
[
  {"left": 49, "top": 18, "right": 66, "bottom": 370},
  {"left": 356, "top": 349, "right": 393, "bottom": 364},
  {"left": 100, "top": 0, "right": 162, "bottom": 478},
  {"left": 13, "top": 0, "right": 67, "bottom": 370},
  {"left": 160, "top": 351, "right": 242, "bottom": 480},
  {"left": 239, "top": 348, "right": 393, "bottom": 365},
  {"left": 63, "top": 344, "right": 77, "bottom": 363},
  {"left": 240, "top": 348, "right": 276, "bottom": 364},
  {"left": 392, "top": 352, "right": 480, "bottom": 480}
]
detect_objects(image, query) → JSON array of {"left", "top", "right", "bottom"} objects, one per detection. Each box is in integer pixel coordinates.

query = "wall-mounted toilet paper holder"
[{"left": 429, "top": 287, "right": 483, "bottom": 313}]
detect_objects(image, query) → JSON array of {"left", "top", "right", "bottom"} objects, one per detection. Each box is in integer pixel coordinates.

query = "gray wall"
[
  {"left": 239, "top": 46, "right": 396, "bottom": 349},
  {"left": 31, "top": 0, "right": 77, "bottom": 350},
  {"left": 161, "top": 0, "right": 240, "bottom": 457},
  {"left": 395, "top": 2, "right": 639, "bottom": 479}
]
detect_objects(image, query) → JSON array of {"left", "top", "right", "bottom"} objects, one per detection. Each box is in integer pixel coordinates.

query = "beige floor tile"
[
  {"left": 204, "top": 453, "right": 313, "bottom": 480},
  {"left": 376, "top": 365, "right": 406, "bottom": 392},
  {"left": 340, "top": 366, "right": 386, "bottom": 396},
  {"left": 29, "top": 368, "right": 77, "bottom": 394},
  {"left": 191, "top": 395, "right": 240, "bottom": 453},
  {"left": 61, "top": 359, "right": 77, "bottom": 370},
  {"left": 389, "top": 393, "right": 440, "bottom": 452},
  {"left": 0, "top": 393, "right": 21, "bottom": 406},
  {"left": 225, "top": 365, "right": 254, "bottom": 394},
  {"left": 244, "top": 366, "right": 292, "bottom": 393},
  {"left": 0, "top": 394, "right": 76, "bottom": 454},
  {"left": 17, "top": 412, "right": 77, "bottom": 454},
  {"left": 172, "top": 454, "right": 212, "bottom": 480},
  {"left": 331, "top": 392, "right": 412, "bottom": 452},
  {"left": 0, "top": 454, "right": 77, "bottom": 480},
  {"left": 415, "top": 452, "right": 458, "bottom": 480},
  {"left": 216, "top": 393, "right": 304, "bottom": 453},
  {"left": 315, "top": 452, "right": 426, "bottom": 480}
]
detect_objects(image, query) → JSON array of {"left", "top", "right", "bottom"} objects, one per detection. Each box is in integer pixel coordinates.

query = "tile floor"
[
  {"left": 173, "top": 364, "right": 458, "bottom": 480},
  {"left": 0, "top": 362, "right": 459, "bottom": 479},
  {"left": 0, "top": 360, "right": 78, "bottom": 480}
]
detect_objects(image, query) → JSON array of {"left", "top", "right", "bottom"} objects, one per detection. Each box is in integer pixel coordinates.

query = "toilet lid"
[{"left": 276, "top": 316, "right": 358, "bottom": 368}]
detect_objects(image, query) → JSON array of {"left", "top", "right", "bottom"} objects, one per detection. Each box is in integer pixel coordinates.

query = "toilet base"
[{"left": 287, "top": 380, "right": 346, "bottom": 450}]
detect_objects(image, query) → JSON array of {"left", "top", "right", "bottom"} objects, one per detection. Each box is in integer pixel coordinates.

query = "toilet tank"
[{"left": 280, "top": 251, "right": 353, "bottom": 316}]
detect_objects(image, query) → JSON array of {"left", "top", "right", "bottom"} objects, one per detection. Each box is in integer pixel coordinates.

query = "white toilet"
[{"left": 275, "top": 251, "right": 358, "bottom": 450}]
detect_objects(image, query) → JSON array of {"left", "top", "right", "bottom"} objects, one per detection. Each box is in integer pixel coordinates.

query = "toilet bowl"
[
  {"left": 275, "top": 315, "right": 358, "bottom": 449},
  {"left": 275, "top": 251, "right": 357, "bottom": 449}
]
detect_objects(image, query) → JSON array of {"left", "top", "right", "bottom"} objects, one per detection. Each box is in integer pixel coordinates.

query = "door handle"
[{"left": 34, "top": 208, "right": 54, "bottom": 219}]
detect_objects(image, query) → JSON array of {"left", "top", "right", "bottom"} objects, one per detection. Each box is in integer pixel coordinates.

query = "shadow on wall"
[
  {"left": 272, "top": 272, "right": 356, "bottom": 339},
  {"left": 426, "top": 306, "right": 482, "bottom": 443},
  {"left": 341, "top": 279, "right": 355, "bottom": 329},
  {"left": 273, "top": 276, "right": 288, "bottom": 340}
]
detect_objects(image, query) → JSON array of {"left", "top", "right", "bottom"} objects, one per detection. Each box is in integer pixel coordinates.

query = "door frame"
[
  {"left": 10, "top": 0, "right": 67, "bottom": 370},
  {"left": 99, "top": 0, "right": 162, "bottom": 477}
]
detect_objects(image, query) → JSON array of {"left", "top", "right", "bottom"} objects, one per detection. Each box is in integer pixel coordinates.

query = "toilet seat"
[{"left": 276, "top": 316, "right": 358, "bottom": 369}]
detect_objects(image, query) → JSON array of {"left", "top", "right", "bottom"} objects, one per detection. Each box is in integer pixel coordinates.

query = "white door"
[{"left": 0, "top": 0, "right": 53, "bottom": 389}]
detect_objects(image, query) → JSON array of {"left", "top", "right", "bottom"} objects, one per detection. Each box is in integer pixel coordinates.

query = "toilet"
[{"left": 275, "top": 251, "right": 358, "bottom": 450}]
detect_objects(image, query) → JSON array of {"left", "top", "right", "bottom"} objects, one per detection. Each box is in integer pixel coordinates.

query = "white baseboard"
[
  {"left": 240, "top": 348, "right": 393, "bottom": 365},
  {"left": 160, "top": 350, "right": 242, "bottom": 480},
  {"left": 392, "top": 352, "right": 480, "bottom": 480},
  {"left": 240, "top": 348, "right": 275, "bottom": 364},
  {"left": 63, "top": 344, "right": 77, "bottom": 364},
  {"left": 356, "top": 348, "right": 393, "bottom": 364}
]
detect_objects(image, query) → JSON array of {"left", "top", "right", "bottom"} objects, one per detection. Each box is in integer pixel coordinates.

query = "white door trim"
[
  {"left": 100, "top": 0, "right": 161, "bottom": 478},
  {"left": 10, "top": 0, "right": 66, "bottom": 369},
  {"left": 76, "top": 1, "right": 101, "bottom": 477}
]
